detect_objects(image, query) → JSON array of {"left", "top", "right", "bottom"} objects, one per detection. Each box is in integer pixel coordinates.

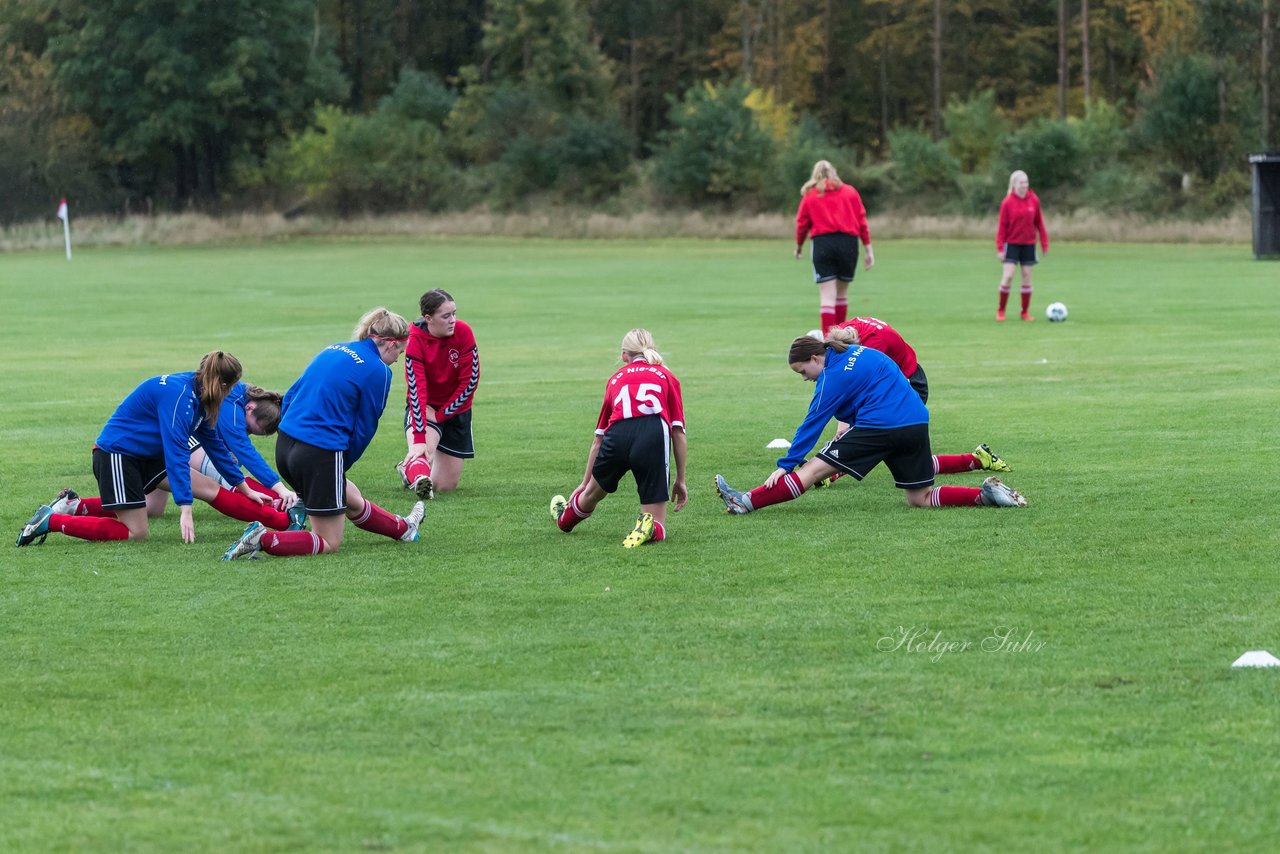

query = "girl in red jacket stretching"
[
  {"left": 794, "top": 160, "right": 875, "bottom": 333},
  {"left": 399, "top": 288, "right": 480, "bottom": 498},
  {"left": 995, "top": 170, "right": 1049, "bottom": 321}
]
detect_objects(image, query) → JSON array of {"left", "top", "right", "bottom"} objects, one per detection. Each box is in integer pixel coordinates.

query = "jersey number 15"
[{"left": 614, "top": 383, "right": 663, "bottom": 419}]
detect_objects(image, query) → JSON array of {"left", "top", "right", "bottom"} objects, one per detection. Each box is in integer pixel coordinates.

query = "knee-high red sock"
[
  {"left": 927, "top": 486, "right": 983, "bottom": 507},
  {"left": 350, "top": 499, "right": 408, "bottom": 539},
  {"left": 820, "top": 308, "right": 836, "bottom": 335},
  {"left": 405, "top": 457, "right": 432, "bottom": 482},
  {"left": 933, "top": 454, "right": 979, "bottom": 474},
  {"left": 77, "top": 497, "right": 116, "bottom": 518},
  {"left": 261, "top": 530, "right": 324, "bottom": 556},
  {"left": 557, "top": 490, "right": 591, "bottom": 532},
  {"left": 50, "top": 513, "right": 130, "bottom": 540},
  {"left": 998, "top": 288, "right": 1011, "bottom": 311},
  {"left": 747, "top": 472, "right": 805, "bottom": 510},
  {"left": 209, "top": 488, "right": 291, "bottom": 530},
  {"left": 834, "top": 298, "right": 848, "bottom": 325},
  {"left": 1021, "top": 287, "right": 1032, "bottom": 313},
  {"left": 243, "top": 478, "right": 277, "bottom": 501}
]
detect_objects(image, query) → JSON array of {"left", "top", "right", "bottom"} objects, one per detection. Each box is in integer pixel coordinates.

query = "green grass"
[{"left": 3, "top": 237, "right": 1278, "bottom": 851}]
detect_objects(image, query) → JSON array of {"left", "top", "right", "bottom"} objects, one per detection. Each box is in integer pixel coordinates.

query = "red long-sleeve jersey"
[
  {"left": 795, "top": 181, "right": 871, "bottom": 247},
  {"left": 404, "top": 319, "right": 479, "bottom": 444},
  {"left": 996, "top": 190, "right": 1049, "bottom": 252},
  {"left": 594, "top": 360, "right": 685, "bottom": 436},
  {"left": 839, "top": 317, "right": 919, "bottom": 378}
]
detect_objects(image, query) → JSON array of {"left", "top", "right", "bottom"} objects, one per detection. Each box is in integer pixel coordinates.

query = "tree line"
[{"left": 1, "top": 0, "right": 1276, "bottom": 224}]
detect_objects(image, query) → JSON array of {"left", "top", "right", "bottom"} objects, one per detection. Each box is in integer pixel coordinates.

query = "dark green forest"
[{"left": 1, "top": 0, "right": 1276, "bottom": 223}]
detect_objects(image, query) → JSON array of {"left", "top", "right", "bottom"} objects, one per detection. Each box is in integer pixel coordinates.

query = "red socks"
[
  {"left": 834, "top": 298, "right": 848, "bottom": 325},
  {"left": 50, "top": 513, "right": 130, "bottom": 540},
  {"left": 350, "top": 499, "right": 408, "bottom": 539},
  {"left": 261, "top": 530, "right": 325, "bottom": 556},
  {"left": 404, "top": 457, "right": 432, "bottom": 483},
  {"left": 651, "top": 519, "right": 666, "bottom": 543},
  {"left": 998, "top": 288, "right": 1011, "bottom": 312},
  {"left": 76, "top": 497, "right": 114, "bottom": 517},
  {"left": 1021, "top": 288, "right": 1032, "bottom": 313},
  {"left": 209, "top": 488, "right": 291, "bottom": 530},
  {"left": 748, "top": 473, "right": 805, "bottom": 510},
  {"left": 933, "top": 454, "right": 979, "bottom": 474},
  {"left": 557, "top": 491, "right": 591, "bottom": 532},
  {"left": 819, "top": 308, "right": 836, "bottom": 335},
  {"left": 928, "top": 486, "right": 984, "bottom": 507}
]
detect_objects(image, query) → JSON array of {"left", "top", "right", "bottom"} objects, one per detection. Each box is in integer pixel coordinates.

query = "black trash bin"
[{"left": 1250, "top": 152, "right": 1280, "bottom": 259}]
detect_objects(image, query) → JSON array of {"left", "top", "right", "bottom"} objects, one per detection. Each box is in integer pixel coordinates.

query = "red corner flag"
[{"left": 56, "top": 197, "right": 71, "bottom": 260}]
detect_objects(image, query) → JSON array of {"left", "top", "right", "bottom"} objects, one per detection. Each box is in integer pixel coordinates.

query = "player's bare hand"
[
  {"left": 274, "top": 488, "right": 299, "bottom": 510},
  {"left": 794, "top": 247, "right": 803, "bottom": 260},
  {"left": 180, "top": 505, "right": 195, "bottom": 543},
  {"left": 763, "top": 467, "right": 787, "bottom": 489},
  {"left": 671, "top": 480, "right": 688, "bottom": 512},
  {"left": 864, "top": 248, "right": 875, "bottom": 269},
  {"left": 402, "top": 443, "right": 430, "bottom": 467}
]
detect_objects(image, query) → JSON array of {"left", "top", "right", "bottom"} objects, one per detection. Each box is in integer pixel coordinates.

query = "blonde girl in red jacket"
[
  {"left": 995, "top": 170, "right": 1049, "bottom": 321},
  {"left": 794, "top": 160, "right": 875, "bottom": 333}
]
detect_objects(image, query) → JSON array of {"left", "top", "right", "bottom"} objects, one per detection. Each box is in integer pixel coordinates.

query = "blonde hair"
[
  {"left": 243, "top": 384, "right": 284, "bottom": 434},
  {"left": 786, "top": 325, "right": 860, "bottom": 364},
  {"left": 352, "top": 307, "right": 410, "bottom": 341},
  {"left": 1007, "top": 170, "right": 1029, "bottom": 195},
  {"left": 195, "top": 351, "right": 243, "bottom": 426},
  {"left": 620, "top": 328, "right": 664, "bottom": 365},
  {"left": 800, "top": 160, "right": 843, "bottom": 196}
]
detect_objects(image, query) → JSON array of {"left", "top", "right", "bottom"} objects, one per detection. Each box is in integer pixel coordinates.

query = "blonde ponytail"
[
  {"left": 620, "top": 328, "right": 664, "bottom": 365},
  {"left": 353, "top": 307, "right": 410, "bottom": 341}
]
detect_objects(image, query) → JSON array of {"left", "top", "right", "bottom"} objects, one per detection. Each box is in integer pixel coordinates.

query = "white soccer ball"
[
  {"left": 1045, "top": 301, "right": 1068, "bottom": 322},
  {"left": 807, "top": 329, "right": 823, "bottom": 341}
]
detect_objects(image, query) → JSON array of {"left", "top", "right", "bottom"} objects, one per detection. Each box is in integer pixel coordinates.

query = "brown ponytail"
[
  {"left": 195, "top": 351, "right": 243, "bottom": 425},
  {"left": 787, "top": 325, "right": 860, "bottom": 365}
]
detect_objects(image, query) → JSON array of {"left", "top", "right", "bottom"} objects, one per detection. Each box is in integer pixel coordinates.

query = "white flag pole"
[{"left": 56, "top": 197, "right": 71, "bottom": 260}]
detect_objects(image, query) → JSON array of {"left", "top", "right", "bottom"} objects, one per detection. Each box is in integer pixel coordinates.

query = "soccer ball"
[
  {"left": 807, "top": 329, "right": 823, "bottom": 341},
  {"left": 1045, "top": 302, "right": 1068, "bottom": 322}
]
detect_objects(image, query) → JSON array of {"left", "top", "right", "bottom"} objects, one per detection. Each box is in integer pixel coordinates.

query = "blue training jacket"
[
  {"left": 777, "top": 345, "right": 930, "bottom": 471},
  {"left": 280, "top": 338, "right": 391, "bottom": 470},
  {"left": 95, "top": 372, "right": 246, "bottom": 506},
  {"left": 214, "top": 382, "right": 281, "bottom": 489}
]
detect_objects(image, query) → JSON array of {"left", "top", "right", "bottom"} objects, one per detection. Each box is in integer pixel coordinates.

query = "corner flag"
[{"left": 56, "top": 197, "right": 71, "bottom": 260}]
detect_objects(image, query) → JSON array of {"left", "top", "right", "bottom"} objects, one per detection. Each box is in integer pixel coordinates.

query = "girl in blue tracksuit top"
[
  {"left": 15, "top": 352, "right": 282, "bottom": 548},
  {"left": 222, "top": 308, "right": 425, "bottom": 560},
  {"left": 145, "top": 382, "right": 300, "bottom": 517},
  {"left": 714, "top": 327, "right": 1029, "bottom": 514}
]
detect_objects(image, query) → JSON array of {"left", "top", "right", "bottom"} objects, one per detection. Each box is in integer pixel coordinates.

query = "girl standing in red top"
[
  {"left": 794, "top": 160, "right": 875, "bottom": 333},
  {"left": 995, "top": 170, "right": 1049, "bottom": 321},
  {"left": 399, "top": 289, "right": 480, "bottom": 498}
]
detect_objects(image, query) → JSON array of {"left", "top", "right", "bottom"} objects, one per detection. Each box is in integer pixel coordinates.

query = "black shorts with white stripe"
[
  {"left": 92, "top": 448, "right": 169, "bottom": 510},
  {"left": 815, "top": 423, "right": 935, "bottom": 489},
  {"left": 275, "top": 430, "right": 348, "bottom": 516},
  {"left": 592, "top": 415, "right": 671, "bottom": 505}
]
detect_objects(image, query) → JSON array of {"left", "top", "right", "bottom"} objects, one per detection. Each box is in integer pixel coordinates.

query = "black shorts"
[
  {"left": 275, "top": 431, "right": 348, "bottom": 516},
  {"left": 907, "top": 365, "right": 929, "bottom": 405},
  {"left": 811, "top": 233, "right": 858, "bottom": 283},
  {"left": 93, "top": 448, "right": 169, "bottom": 510},
  {"left": 404, "top": 408, "right": 475, "bottom": 459},
  {"left": 815, "top": 423, "right": 934, "bottom": 489},
  {"left": 1003, "top": 243, "right": 1038, "bottom": 265},
  {"left": 591, "top": 416, "right": 671, "bottom": 504}
]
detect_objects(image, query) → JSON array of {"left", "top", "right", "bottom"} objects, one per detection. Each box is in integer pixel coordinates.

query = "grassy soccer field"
[{"left": 2, "top": 236, "right": 1278, "bottom": 851}]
